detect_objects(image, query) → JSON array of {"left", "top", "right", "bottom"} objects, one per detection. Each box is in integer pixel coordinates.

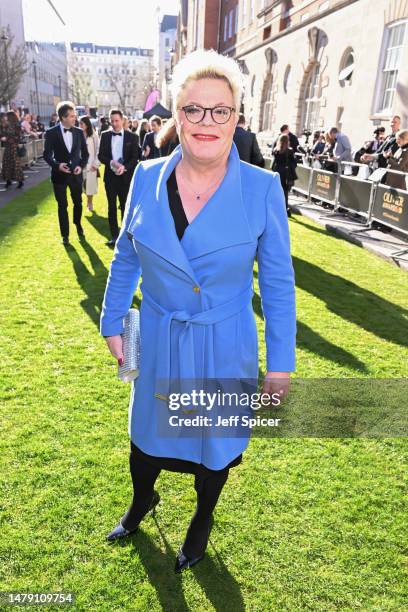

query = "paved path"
[
  {"left": 0, "top": 160, "right": 50, "bottom": 210},
  {"left": 288, "top": 192, "right": 408, "bottom": 272}
]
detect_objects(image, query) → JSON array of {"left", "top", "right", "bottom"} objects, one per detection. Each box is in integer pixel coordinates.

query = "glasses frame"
[{"left": 178, "top": 104, "right": 236, "bottom": 124}]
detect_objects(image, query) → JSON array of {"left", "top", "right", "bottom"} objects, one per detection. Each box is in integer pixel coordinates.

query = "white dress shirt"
[
  {"left": 60, "top": 123, "right": 73, "bottom": 153},
  {"left": 111, "top": 129, "right": 124, "bottom": 162}
]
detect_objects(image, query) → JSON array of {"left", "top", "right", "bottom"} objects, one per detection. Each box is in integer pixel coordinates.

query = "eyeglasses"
[{"left": 179, "top": 105, "right": 236, "bottom": 124}]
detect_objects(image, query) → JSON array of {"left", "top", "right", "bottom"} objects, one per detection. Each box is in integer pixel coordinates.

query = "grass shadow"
[
  {"left": 64, "top": 240, "right": 109, "bottom": 328},
  {"left": 113, "top": 512, "right": 245, "bottom": 612}
]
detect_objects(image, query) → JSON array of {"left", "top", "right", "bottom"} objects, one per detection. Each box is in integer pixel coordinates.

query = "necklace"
[{"left": 177, "top": 165, "right": 227, "bottom": 200}]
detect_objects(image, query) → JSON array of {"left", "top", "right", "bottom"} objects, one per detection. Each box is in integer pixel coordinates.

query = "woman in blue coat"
[{"left": 100, "top": 49, "right": 296, "bottom": 572}]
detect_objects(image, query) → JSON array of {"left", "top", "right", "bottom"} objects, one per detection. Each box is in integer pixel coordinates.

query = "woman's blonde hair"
[{"left": 170, "top": 49, "right": 244, "bottom": 112}]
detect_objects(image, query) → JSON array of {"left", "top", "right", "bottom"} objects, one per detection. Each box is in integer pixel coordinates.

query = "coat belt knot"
[{"left": 142, "top": 284, "right": 254, "bottom": 404}]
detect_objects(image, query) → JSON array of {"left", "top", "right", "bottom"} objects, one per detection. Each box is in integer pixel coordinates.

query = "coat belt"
[{"left": 142, "top": 284, "right": 254, "bottom": 404}]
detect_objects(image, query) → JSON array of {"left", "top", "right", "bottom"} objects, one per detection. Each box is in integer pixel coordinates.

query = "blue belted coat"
[{"left": 100, "top": 142, "right": 296, "bottom": 470}]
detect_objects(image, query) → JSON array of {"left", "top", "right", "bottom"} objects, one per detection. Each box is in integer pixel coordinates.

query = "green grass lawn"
[{"left": 0, "top": 180, "right": 407, "bottom": 611}]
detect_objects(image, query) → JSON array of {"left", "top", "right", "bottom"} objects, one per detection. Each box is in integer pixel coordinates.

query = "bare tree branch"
[{"left": 0, "top": 26, "right": 27, "bottom": 106}]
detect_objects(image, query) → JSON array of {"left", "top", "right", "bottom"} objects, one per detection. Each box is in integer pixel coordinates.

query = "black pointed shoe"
[
  {"left": 174, "top": 514, "right": 214, "bottom": 573},
  {"left": 106, "top": 490, "right": 160, "bottom": 542}
]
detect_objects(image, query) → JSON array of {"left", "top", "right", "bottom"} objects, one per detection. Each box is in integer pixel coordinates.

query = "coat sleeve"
[
  {"left": 256, "top": 173, "right": 296, "bottom": 372},
  {"left": 250, "top": 133, "right": 265, "bottom": 168},
  {"left": 99, "top": 164, "right": 143, "bottom": 337},
  {"left": 43, "top": 129, "right": 59, "bottom": 170},
  {"left": 98, "top": 132, "right": 110, "bottom": 166}
]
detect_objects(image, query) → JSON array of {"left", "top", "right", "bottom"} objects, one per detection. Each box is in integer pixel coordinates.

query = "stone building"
[
  {"left": 178, "top": 0, "right": 408, "bottom": 151},
  {"left": 0, "top": 0, "right": 68, "bottom": 118},
  {"left": 68, "top": 42, "right": 154, "bottom": 116},
  {"left": 156, "top": 14, "right": 177, "bottom": 109}
]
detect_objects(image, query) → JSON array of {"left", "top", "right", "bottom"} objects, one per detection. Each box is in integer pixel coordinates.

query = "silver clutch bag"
[{"left": 118, "top": 308, "right": 141, "bottom": 382}]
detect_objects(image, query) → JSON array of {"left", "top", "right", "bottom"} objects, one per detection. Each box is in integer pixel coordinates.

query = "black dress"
[{"left": 131, "top": 167, "right": 243, "bottom": 476}]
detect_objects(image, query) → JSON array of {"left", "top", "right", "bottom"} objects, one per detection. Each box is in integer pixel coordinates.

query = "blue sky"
[{"left": 23, "top": 0, "right": 179, "bottom": 47}]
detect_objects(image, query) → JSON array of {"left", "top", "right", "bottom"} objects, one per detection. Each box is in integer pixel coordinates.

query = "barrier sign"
[
  {"left": 310, "top": 169, "right": 336, "bottom": 203},
  {"left": 338, "top": 176, "right": 372, "bottom": 216},
  {"left": 372, "top": 185, "right": 408, "bottom": 234},
  {"left": 293, "top": 165, "right": 311, "bottom": 195}
]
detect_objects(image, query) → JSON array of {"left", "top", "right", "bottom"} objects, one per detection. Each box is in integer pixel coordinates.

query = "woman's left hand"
[{"left": 262, "top": 372, "right": 291, "bottom": 404}]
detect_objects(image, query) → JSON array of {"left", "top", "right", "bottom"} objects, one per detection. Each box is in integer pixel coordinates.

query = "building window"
[
  {"left": 263, "top": 25, "right": 271, "bottom": 40},
  {"left": 229, "top": 9, "right": 233, "bottom": 38},
  {"left": 235, "top": 5, "right": 239, "bottom": 34},
  {"left": 242, "top": 0, "right": 247, "bottom": 27},
  {"left": 301, "top": 63, "right": 321, "bottom": 132},
  {"left": 339, "top": 48, "right": 355, "bottom": 86},
  {"left": 260, "top": 74, "right": 273, "bottom": 131},
  {"left": 376, "top": 21, "right": 406, "bottom": 113},
  {"left": 224, "top": 14, "right": 228, "bottom": 41},
  {"left": 249, "top": 0, "right": 254, "bottom": 23}
]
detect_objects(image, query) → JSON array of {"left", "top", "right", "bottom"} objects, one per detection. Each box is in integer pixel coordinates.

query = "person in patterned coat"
[{"left": 0, "top": 111, "right": 24, "bottom": 189}]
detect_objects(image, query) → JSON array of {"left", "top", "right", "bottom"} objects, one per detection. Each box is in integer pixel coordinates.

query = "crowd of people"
[
  {"left": 2, "top": 101, "right": 408, "bottom": 226},
  {"left": 289, "top": 115, "right": 408, "bottom": 191}
]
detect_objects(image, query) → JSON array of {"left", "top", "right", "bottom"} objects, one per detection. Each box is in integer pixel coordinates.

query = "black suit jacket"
[
  {"left": 376, "top": 133, "right": 399, "bottom": 168},
  {"left": 98, "top": 129, "right": 140, "bottom": 183},
  {"left": 43, "top": 125, "right": 89, "bottom": 184},
  {"left": 233, "top": 126, "right": 265, "bottom": 167},
  {"left": 142, "top": 130, "right": 161, "bottom": 160}
]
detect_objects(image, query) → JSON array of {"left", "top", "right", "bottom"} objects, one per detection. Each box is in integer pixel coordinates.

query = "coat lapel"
[{"left": 127, "top": 141, "right": 254, "bottom": 281}]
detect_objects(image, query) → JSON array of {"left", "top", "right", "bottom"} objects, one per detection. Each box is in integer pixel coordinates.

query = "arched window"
[
  {"left": 260, "top": 74, "right": 273, "bottom": 131},
  {"left": 301, "top": 63, "right": 321, "bottom": 132},
  {"left": 339, "top": 48, "right": 355, "bottom": 86}
]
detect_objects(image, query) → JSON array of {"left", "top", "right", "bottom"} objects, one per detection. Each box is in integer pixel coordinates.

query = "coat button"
[{"left": 193, "top": 286, "right": 200, "bottom": 292}]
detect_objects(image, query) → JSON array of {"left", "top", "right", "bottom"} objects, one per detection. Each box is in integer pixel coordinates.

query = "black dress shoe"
[
  {"left": 174, "top": 514, "right": 214, "bottom": 574},
  {"left": 62, "top": 237, "right": 70, "bottom": 246},
  {"left": 106, "top": 490, "right": 160, "bottom": 542},
  {"left": 17, "top": 181, "right": 24, "bottom": 189}
]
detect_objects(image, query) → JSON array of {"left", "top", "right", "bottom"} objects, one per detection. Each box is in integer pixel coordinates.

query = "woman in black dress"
[
  {"left": 106, "top": 163, "right": 241, "bottom": 571},
  {"left": 0, "top": 111, "right": 24, "bottom": 189},
  {"left": 272, "top": 134, "right": 297, "bottom": 216}
]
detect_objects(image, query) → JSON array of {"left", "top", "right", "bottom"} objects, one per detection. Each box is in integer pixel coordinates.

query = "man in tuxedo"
[
  {"left": 272, "top": 124, "right": 301, "bottom": 153},
  {"left": 98, "top": 108, "right": 140, "bottom": 246},
  {"left": 43, "top": 101, "right": 89, "bottom": 246},
  {"left": 233, "top": 114, "right": 265, "bottom": 167},
  {"left": 361, "top": 115, "right": 401, "bottom": 167},
  {"left": 142, "top": 115, "right": 162, "bottom": 160}
]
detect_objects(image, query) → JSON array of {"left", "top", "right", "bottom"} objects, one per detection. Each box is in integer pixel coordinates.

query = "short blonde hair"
[
  {"left": 396, "top": 129, "right": 408, "bottom": 143},
  {"left": 170, "top": 49, "right": 244, "bottom": 112}
]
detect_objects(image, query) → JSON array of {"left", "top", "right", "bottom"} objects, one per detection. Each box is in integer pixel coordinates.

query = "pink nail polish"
[{"left": 118, "top": 357, "right": 124, "bottom": 367}]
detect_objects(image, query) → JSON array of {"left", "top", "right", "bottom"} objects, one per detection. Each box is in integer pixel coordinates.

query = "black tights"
[{"left": 121, "top": 447, "right": 230, "bottom": 557}]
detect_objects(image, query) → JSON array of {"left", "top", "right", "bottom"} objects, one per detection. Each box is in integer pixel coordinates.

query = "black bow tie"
[
  {"left": 63, "top": 127, "right": 72, "bottom": 133},
  {"left": 112, "top": 132, "right": 122, "bottom": 136}
]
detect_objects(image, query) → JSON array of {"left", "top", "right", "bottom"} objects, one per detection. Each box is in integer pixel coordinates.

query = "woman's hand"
[
  {"left": 105, "top": 335, "right": 124, "bottom": 366},
  {"left": 262, "top": 371, "right": 291, "bottom": 404}
]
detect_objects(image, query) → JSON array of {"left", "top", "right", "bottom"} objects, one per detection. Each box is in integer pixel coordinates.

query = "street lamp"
[
  {"left": 32, "top": 59, "right": 40, "bottom": 116},
  {"left": 1, "top": 31, "right": 10, "bottom": 109}
]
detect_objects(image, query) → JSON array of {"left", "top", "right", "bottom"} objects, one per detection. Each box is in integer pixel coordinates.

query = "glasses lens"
[
  {"left": 212, "top": 107, "right": 232, "bottom": 123},
  {"left": 184, "top": 106, "right": 204, "bottom": 123}
]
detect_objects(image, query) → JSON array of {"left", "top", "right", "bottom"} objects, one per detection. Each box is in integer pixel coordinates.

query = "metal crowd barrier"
[
  {"left": 286, "top": 158, "right": 408, "bottom": 261},
  {"left": 20, "top": 138, "right": 46, "bottom": 174}
]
